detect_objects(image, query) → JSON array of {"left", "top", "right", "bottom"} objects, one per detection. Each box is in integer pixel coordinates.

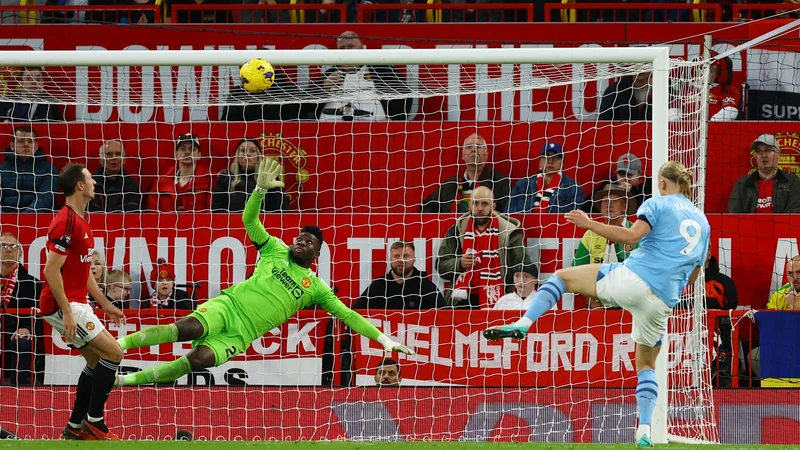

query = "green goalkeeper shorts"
[{"left": 188, "top": 294, "right": 254, "bottom": 367}]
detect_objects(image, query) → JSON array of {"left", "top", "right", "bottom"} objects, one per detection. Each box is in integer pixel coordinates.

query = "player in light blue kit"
[{"left": 484, "top": 161, "right": 710, "bottom": 448}]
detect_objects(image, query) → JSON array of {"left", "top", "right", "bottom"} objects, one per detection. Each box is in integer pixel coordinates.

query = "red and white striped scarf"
[
  {"left": 533, "top": 172, "right": 562, "bottom": 211},
  {"left": 453, "top": 215, "right": 504, "bottom": 308},
  {"left": 1, "top": 265, "right": 19, "bottom": 307}
]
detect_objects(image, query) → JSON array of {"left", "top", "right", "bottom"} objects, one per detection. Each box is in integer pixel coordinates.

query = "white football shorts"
[
  {"left": 595, "top": 263, "right": 672, "bottom": 347},
  {"left": 44, "top": 302, "right": 105, "bottom": 349}
]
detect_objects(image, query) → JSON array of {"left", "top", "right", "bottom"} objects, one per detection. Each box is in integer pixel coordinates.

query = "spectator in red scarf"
[
  {"left": 147, "top": 258, "right": 193, "bottom": 310},
  {"left": 146, "top": 134, "right": 212, "bottom": 212},
  {"left": 436, "top": 186, "right": 529, "bottom": 308},
  {"left": 506, "top": 142, "right": 585, "bottom": 214},
  {"left": 0, "top": 231, "right": 42, "bottom": 385}
]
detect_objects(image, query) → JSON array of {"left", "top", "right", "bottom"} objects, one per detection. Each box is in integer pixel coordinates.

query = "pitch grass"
[{"left": 2, "top": 442, "right": 792, "bottom": 450}]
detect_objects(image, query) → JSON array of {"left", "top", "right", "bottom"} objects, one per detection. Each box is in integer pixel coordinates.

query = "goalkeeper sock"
[
  {"left": 68, "top": 365, "right": 94, "bottom": 427},
  {"left": 87, "top": 359, "right": 119, "bottom": 423},
  {"left": 118, "top": 356, "right": 192, "bottom": 386},
  {"left": 118, "top": 324, "right": 178, "bottom": 350},
  {"left": 636, "top": 369, "right": 658, "bottom": 428},
  {"left": 515, "top": 275, "right": 566, "bottom": 328}
]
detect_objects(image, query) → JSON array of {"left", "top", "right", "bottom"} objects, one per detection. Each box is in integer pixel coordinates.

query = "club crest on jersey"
[
  {"left": 86, "top": 321, "right": 95, "bottom": 331},
  {"left": 199, "top": 308, "right": 208, "bottom": 313},
  {"left": 302, "top": 277, "right": 311, "bottom": 289},
  {"left": 624, "top": 244, "right": 634, "bottom": 252}
]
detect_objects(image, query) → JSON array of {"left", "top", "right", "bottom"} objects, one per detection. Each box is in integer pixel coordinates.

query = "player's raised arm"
[
  {"left": 316, "top": 288, "right": 414, "bottom": 355},
  {"left": 565, "top": 209, "right": 651, "bottom": 245},
  {"left": 242, "top": 158, "right": 285, "bottom": 250}
]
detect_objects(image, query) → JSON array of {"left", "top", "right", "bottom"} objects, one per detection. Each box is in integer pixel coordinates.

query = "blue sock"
[
  {"left": 636, "top": 369, "right": 658, "bottom": 426},
  {"left": 522, "top": 275, "right": 566, "bottom": 323}
]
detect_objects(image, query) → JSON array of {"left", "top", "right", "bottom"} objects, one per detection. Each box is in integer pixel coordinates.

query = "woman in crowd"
[{"left": 212, "top": 138, "right": 287, "bottom": 213}]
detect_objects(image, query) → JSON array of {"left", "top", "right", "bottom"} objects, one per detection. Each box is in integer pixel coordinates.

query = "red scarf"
[
  {"left": 1, "top": 265, "right": 19, "bottom": 307},
  {"left": 150, "top": 291, "right": 171, "bottom": 308},
  {"left": 452, "top": 215, "right": 504, "bottom": 308},
  {"left": 533, "top": 172, "right": 562, "bottom": 211}
]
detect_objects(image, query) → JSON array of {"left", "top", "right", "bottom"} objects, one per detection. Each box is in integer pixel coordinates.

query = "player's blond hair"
[{"left": 659, "top": 161, "right": 693, "bottom": 200}]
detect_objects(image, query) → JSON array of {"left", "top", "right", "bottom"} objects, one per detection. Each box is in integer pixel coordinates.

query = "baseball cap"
[
  {"left": 592, "top": 182, "right": 629, "bottom": 202},
  {"left": 616, "top": 153, "right": 642, "bottom": 175},
  {"left": 752, "top": 134, "right": 780, "bottom": 151},
  {"left": 540, "top": 142, "right": 563, "bottom": 156},
  {"left": 511, "top": 262, "right": 539, "bottom": 278},
  {"left": 176, "top": 133, "right": 201, "bottom": 151}
]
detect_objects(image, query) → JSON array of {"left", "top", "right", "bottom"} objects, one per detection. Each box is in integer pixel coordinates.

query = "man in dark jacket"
[
  {"left": 421, "top": 133, "right": 511, "bottom": 213},
  {"left": 0, "top": 232, "right": 43, "bottom": 385},
  {"left": 352, "top": 241, "right": 443, "bottom": 311},
  {"left": 728, "top": 134, "right": 800, "bottom": 213},
  {"left": 599, "top": 72, "right": 652, "bottom": 121},
  {"left": 0, "top": 67, "right": 62, "bottom": 123},
  {"left": 89, "top": 140, "right": 142, "bottom": 212},
  {"left": 0, "top": 126, "right": 57, "bottom": 212}
]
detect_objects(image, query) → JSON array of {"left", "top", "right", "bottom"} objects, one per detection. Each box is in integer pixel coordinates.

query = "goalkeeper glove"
[
  {"left": 255, "top": 158, "right": 285, "bottom": 193},
  {"left": 377, "top": 333, "right": 415, "bottom": 355}
]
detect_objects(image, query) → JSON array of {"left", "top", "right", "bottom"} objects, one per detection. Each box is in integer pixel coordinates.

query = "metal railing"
[
  {"left": 545, "top": 2, "right": 723, "bottom": 22},
  {"left": 0, "top": 5, "right": 162, "bottom": 24}
]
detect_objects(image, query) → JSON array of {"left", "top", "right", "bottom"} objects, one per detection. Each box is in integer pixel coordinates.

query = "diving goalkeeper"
[{"left": 116, "top": 159, "right": 413, "bottom": 386}]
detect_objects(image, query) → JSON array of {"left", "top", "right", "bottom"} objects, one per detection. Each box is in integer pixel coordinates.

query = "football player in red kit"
[
  {"left": 708, "top": 55, "right": 740, "bottom": 122},
  {"left": 40, "top": 163, "right": 125, "bottom": 440}
]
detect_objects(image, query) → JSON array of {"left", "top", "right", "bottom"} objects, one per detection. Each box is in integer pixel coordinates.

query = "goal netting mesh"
[{"left": 0, "top": 49, "right": 715, "bottom": 443}]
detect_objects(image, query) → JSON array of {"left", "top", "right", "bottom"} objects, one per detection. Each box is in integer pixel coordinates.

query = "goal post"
[{"left": 0, "top": 46, "right": 716, "bottom": 443}]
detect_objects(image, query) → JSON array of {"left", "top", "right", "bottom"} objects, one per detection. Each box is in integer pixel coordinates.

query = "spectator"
[
  {"left": 0, "top": 67, "right": 62, "bottom": 123},
  {"left": 436, "top": 186, "right": 528, "bottom": 308},
  {"left": 708, "top": 56, "right": 740, "bottom": 122},
  {"left": 105, "top": 270, "right": 132, "bottom": 310},
  {"left": 493, "top": 263, "right": 538, "bottom": 310},
  {"left": 311, "top": 31, "right": 411, "bottom": 121},
  {"left": 704, "top": 251, "right": 738, "bottom": 310},
  {"left": 421, "top": 133, "right": 512, "bottom": 213},
  {"left": 591, "top": 153, "right": 651, "bottom": 211},
  {"left": 221, "top": 70, "right": 316, "bottom": 122},
  {"left": 112, "top": 0, "right": 157, "bottom": 24},
  {"left": 147, "top": 134, "right": 212, "bottom": 212},
  {"left": 0, "top": 126, "right": 58, "bottom": 213},
  {"left": 212, "top": 139, "right": 287, "bottom": 213},
  {"left": 767, "top": 255, "right": 800, "bottom": 311},
  {"left": 728, "top": 134, "right": 800, "bottom": 213},
  {"left": 352, "top": 241, "right": 444, "bottom": 311},
  {"left": 374, "top": 358, "right": 401, "bottom": 386},
  {"left": 599, "top": 72, "right": 652, "bottom": 121},
  {"left": 89, "top": 140, "right": 142, "bottom": 212},
  {"left": 573, "top": 183, "right": 636, "bottom": 309},
  {"left": 90, "top": 250, "right": 108, "bottom": 301},
  {"left": 171, "top": 0, "right": 230, "bottom": 23},
  {"left": 506, "top": 142, "right": 585, "bottom": 214},
  {"left": 147, "top": 258, "right": 194, "bottom": 310},
  {"left": 0, "top": 232, "right": 42, "bottom": 386}
]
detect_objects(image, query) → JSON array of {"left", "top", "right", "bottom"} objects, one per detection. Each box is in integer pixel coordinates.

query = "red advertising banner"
[
  {"left": 2, "top": 387, "right": 798, "bottom": 444},
  {"left": 0, "top": 22, "right": 794, "bottom": 121},
  {"left": 1, "top": 213, "right": 793, "bottom": 310},
  {"left": 42, "top": 310, "right": 330, "bottom": 386}
]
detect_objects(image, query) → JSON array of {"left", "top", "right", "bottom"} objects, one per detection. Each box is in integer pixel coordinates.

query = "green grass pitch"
[{"left": 2, "top": 442, "right": 789, "bottom": 450}]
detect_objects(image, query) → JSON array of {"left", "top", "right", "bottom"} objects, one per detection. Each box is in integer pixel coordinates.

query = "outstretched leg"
[
  {"left": 117, "top": 316, "right": 206, "bottom": 350},
  {"left": 484, "top": 264, "right": 601, "bottom": 340},
  {"left": 116, "top": 345, "right": 216, "bottom": 386}
]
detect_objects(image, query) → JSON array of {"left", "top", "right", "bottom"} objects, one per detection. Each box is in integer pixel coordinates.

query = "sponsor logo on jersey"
[
  {"left": 79, "top": 248, "right": 95, "bottom": 263},
  {"left": 750, "top": 132, "right": 800, "bottom": 176},
  {"left": 86, "top": 321, "right": 95, "bottom": 331},
  {"left": 271, "top": 266, "right": 305, "bottom": 300},
  {"left": 260, "top": 133, "right": 309, "bottom": 207},
  {"left": 302, "top": 277, "right": 311, "bottom": 289}
]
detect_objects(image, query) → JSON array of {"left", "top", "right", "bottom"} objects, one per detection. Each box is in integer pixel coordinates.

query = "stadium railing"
[
  {"left": 169, "top": 3, "right": 347, "bottom": 24},
  {"left": 0, "top": 5, "right": 162, "bottom": 24},
  {"left": 732, "top": 3, "right": 800, "bottom": 21},
  {"left": 544, "top": 2, "right": 723, "bottom": 22},
  {"left": 356, "top": 3, "right": 535, "bottom": 23}
]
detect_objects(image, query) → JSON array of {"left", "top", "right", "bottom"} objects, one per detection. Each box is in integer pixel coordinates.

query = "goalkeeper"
[{"left": 116, "top": 159, "right": 413, "bottom": 386}]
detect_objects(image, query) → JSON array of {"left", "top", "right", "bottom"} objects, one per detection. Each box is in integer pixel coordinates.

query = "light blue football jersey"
[{"left": 623, "top": 194, "right": 711, "bottom": 307}]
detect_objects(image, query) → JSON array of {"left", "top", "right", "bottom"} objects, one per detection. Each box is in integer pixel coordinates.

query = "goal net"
[{"left": 0, "top": 47, "right": 714, "bottom": 443}]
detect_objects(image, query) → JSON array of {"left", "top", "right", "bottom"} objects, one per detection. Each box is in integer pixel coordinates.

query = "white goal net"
[{"left": 0, "top": 48, "right": 715, "bottom": 443}]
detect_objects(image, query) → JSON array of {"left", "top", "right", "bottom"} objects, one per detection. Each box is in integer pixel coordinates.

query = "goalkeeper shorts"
[
  {"left": 595, "top": 263, "right": 672, "bottom": 347},
  {"left": 189, "top": 294, "right": 254, "bottom": 366}
]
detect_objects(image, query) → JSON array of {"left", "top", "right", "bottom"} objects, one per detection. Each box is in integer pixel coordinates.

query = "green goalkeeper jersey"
[{"left": 221, "top": 190, "right": 382, "bottom": 341}]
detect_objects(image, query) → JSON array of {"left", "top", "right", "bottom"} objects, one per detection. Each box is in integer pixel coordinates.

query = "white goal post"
[{"left": 0, "top": 46, "right": 715, "bottom": 443}]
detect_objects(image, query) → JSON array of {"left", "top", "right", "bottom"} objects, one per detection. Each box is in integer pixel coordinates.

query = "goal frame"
[{"left": 0, "top": 46, "right": 674, "bottom": 443}]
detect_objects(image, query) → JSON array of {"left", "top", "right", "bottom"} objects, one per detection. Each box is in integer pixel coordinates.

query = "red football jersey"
[
  {"left": 708, "top": 84, "right": 740, "bottom": 120},
  {"left": 40, "top": 206, "right": 95, "bottom": 315}
]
